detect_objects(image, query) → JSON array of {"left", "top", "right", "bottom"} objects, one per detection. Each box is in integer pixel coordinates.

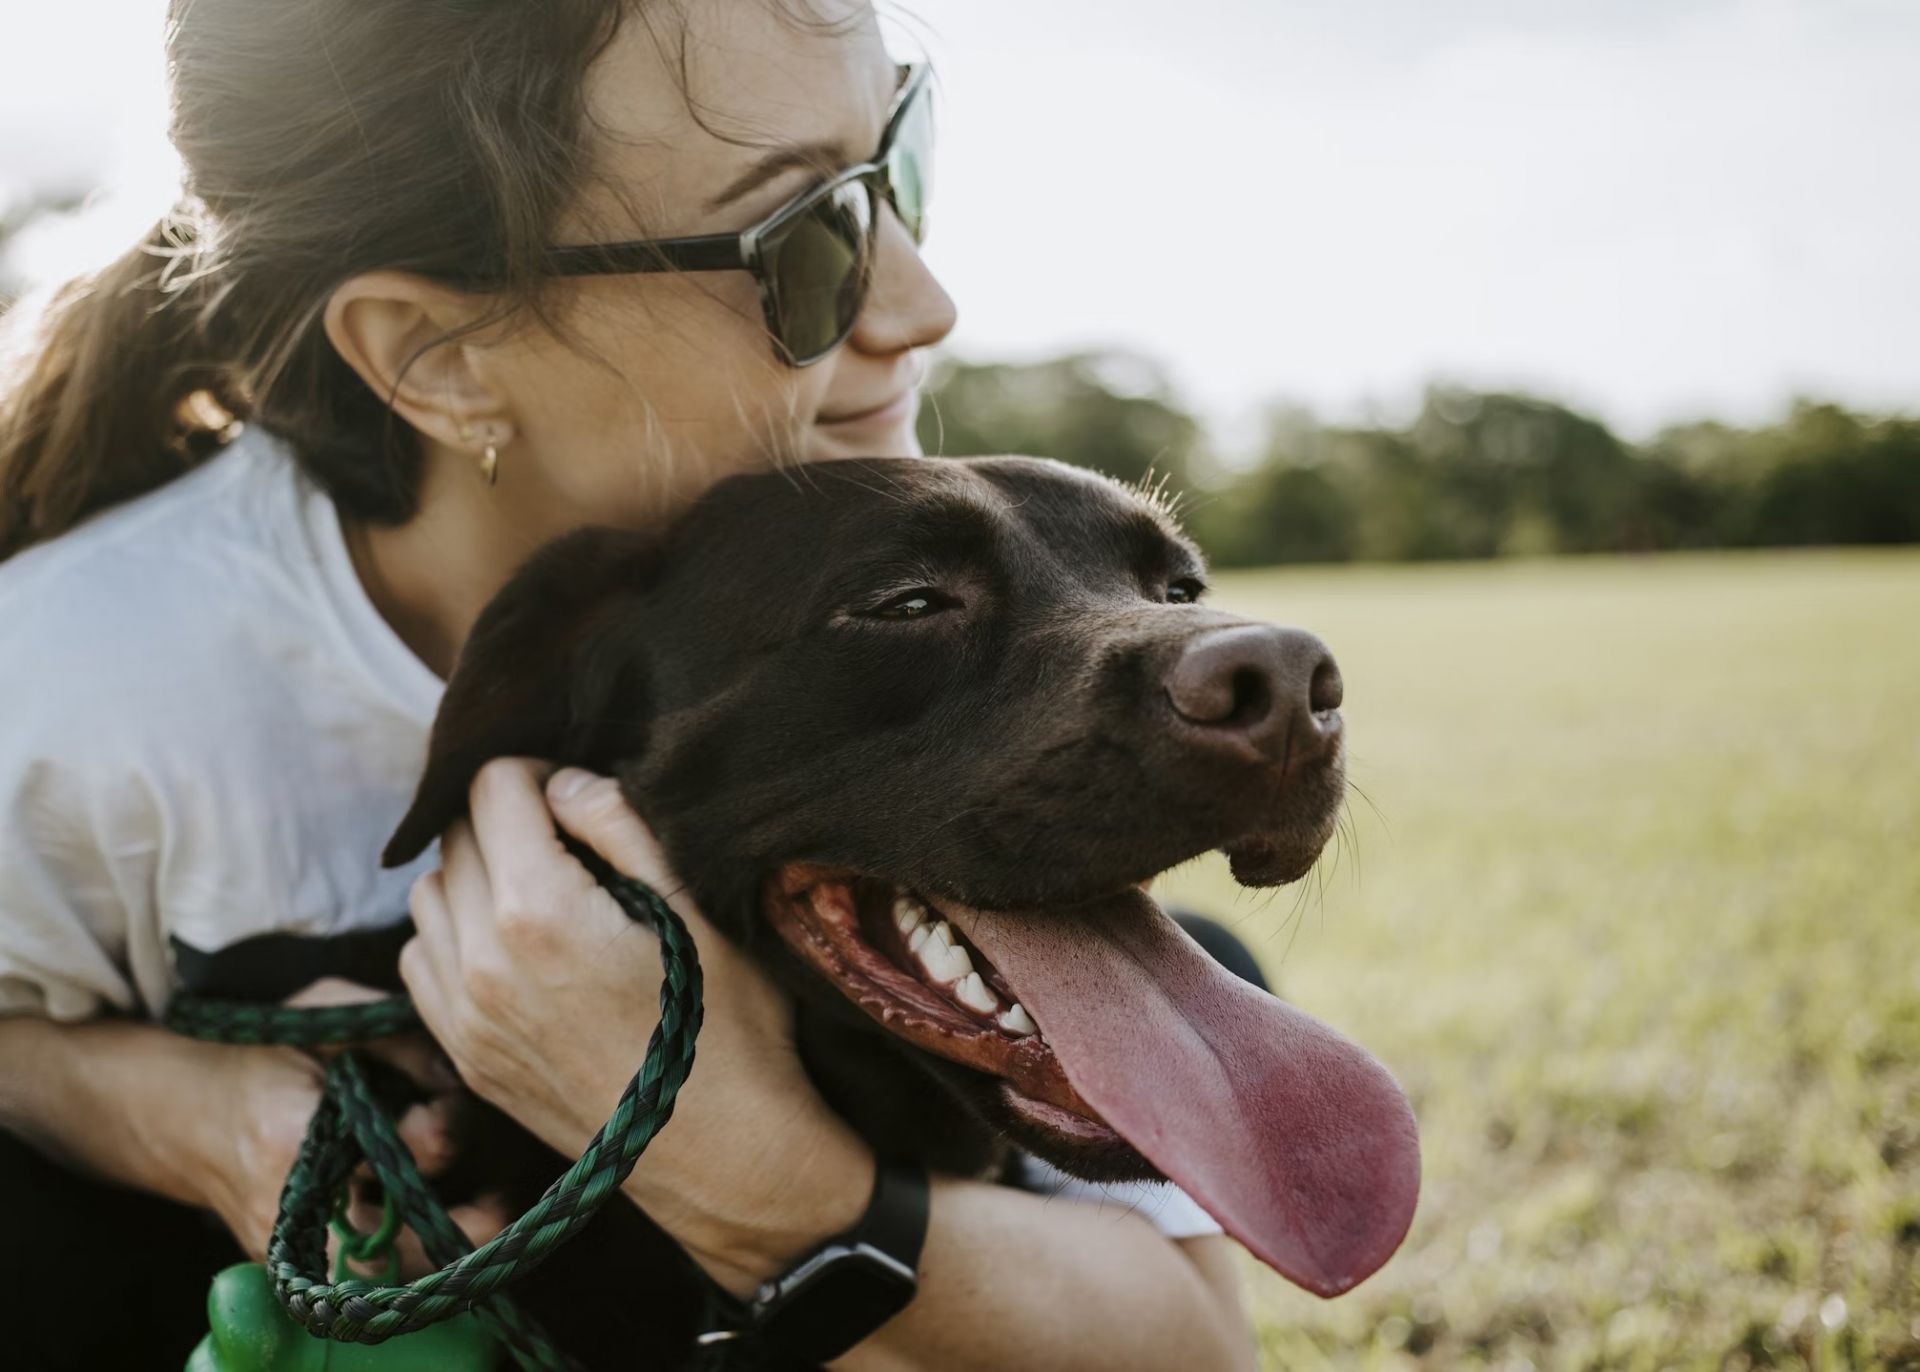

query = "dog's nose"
[{"left": 1165, "top": 625, "right": 1344, "bottom": 764}]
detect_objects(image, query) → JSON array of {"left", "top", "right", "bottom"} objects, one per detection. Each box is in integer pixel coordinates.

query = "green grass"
[{"left": 1153, "top": 549, "right": 1920, "bottom": 1371}]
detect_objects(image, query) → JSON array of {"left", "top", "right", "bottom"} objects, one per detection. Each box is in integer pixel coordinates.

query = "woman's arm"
[
  {"left": 0, "top": 1002, "right": 501, "bottom": 1269},
  {"left": 405, "top": 761, "right": 1257, "bottom": 1372},
  {"left": 0, "top": 1014, "right": 324, "bottom": 1253},
  {"left": 835, "top": 1193, "right": 1253, "bottom": 1372}
]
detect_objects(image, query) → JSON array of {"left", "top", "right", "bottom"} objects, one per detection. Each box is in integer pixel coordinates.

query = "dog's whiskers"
[{"left": 1344, "top": 778, "right": 1389, "bottom": 838}]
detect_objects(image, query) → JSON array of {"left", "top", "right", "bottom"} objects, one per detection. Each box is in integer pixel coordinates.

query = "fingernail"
[{"left": 550, "top": 768, "right": 594, "bottom": 801}]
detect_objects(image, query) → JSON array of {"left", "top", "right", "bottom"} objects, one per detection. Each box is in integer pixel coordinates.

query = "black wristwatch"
[{"left": 726, "top": 1159, "right": 930, "bottom": 1363}]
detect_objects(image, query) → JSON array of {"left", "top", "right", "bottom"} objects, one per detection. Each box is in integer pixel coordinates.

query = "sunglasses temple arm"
[{"left": 542, "top": 232, "right": 749, "bottom": 277}]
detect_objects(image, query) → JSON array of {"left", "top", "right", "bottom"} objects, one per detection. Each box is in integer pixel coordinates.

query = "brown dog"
[{"left": 386, "top": 457, "right": 1418, "bottom": 1361}]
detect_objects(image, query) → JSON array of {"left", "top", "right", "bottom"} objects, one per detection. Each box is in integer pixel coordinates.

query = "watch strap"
[
  {"left": 842, "top": 1158, "right": 930, "bottom": 1270},
  {"left": 737, "top": 1157, "right": 929, "bottom": 1363}
]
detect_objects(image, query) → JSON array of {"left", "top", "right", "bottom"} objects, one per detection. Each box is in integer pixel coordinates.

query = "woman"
[{"left": 0, "top": 1, "right": 1258, "bottom": 1367}]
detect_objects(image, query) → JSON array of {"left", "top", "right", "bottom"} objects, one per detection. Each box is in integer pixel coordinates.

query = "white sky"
[{"left": 3, "top": 0, "right": 1916, "bottom": 445}]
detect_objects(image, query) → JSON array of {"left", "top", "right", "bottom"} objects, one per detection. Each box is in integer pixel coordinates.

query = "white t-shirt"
[
  {"left": 0, "top": 424, "right": 441, "bottom": 1020},
  {"left": 0, "top": 423, "right": 1219, "bottom": 1238}
]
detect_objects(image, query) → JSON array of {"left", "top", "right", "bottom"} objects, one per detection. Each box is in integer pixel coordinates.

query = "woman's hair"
[{"left": 0, "top": 0, "right": 631, "bottom": 562}]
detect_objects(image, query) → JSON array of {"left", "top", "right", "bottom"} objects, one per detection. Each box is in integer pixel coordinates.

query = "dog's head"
[{"left": 386, "top": 456, "right": 1418, "bottom": 1296}]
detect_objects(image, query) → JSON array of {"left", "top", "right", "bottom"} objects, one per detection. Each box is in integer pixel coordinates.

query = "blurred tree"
[
  {"left": 1740, "top": 403, "right": 1920, "bottom": 546},
  {"left": 1198, "top": 389, "right": 1650, "bottom": 565},
  {"left": 1647, "top": 403, "right": 1920, "bottom": 549},
  {"left": 1184, "top": 404, "right": 1357, "bottom": 565},
  {"left": 917, "top": 351, "right": 1206, "bottom": 492},
  {"left": 1408, "top": 388, "right": 1639, "bottom": 555},
  {"left": 918, "top": 353, "right": 1918, "bottom": 566}
]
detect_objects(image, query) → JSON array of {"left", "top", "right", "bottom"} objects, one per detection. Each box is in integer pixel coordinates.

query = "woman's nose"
[{"left": 846, "top": 210, "right": 957, "bottom": 356}]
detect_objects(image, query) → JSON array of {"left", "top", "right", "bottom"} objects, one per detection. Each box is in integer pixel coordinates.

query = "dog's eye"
[
  {"left": 1166, "top": 577, "right": 1207, "bottom": 605},
  {"left": 865, "top": 588, "right": 957, "bottom": 621}
]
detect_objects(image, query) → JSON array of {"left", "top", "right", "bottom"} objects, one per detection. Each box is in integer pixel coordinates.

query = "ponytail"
[
  {"left": 1, "top": 0, "right": 634, "bottom": 563},
  {"left": 0, "top": 209, "right": 248, "bottom": 562}
]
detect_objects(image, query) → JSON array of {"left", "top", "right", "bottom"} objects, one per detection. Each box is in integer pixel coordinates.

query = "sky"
[{"left": 2, "top": 0, "right": 1916, "bottom": 447}]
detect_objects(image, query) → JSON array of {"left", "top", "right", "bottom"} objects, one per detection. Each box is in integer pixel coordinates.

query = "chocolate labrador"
[{"left": 384, "top": 456, "right": 1419, "bottom": 1362}]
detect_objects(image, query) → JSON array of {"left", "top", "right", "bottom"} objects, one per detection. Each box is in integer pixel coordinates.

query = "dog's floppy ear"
[{"left": 382, "top": 527, "right": 656, "bottom": 867}]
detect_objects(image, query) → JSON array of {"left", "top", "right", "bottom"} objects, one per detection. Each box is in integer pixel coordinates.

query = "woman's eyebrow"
[{"left": 705, "top": 141, "right": 850, "bottom": 213}]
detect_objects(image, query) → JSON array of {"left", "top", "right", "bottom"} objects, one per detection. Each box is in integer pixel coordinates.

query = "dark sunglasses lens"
[
  {"left": 767, "top": 181, "right": 873, "bottom": 363},
  {"left": 886, "top": 83, "right": 933, "bottom": 243}
]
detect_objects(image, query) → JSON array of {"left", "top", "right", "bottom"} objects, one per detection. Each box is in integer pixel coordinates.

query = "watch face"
[{"left": 756, "top": 1243, "right": 918, "bottom": 1360}]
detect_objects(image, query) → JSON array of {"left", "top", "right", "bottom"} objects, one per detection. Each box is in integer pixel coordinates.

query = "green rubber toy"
[
  {"left": 185, "top": 1198, "right": 502, "bottom": 1371},
  {"left": 184, "top": 1262, "right": 501, "bottom": 1371}
]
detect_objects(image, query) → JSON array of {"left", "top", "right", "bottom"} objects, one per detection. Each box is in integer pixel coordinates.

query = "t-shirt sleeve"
[
  {"left": 1014, "top": 1154, "right": 1224, "bottom": 1240},
  {"left": 0, "top": 745, "right": 153, "bottom": 1021},
  {"left": 0, "top": 578, "right": 168, "bottom": 1022}
]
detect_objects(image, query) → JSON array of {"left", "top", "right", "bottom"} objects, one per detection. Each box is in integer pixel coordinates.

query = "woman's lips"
[{"left": 817, "top": 390, "right": 915, "bottom": 429}]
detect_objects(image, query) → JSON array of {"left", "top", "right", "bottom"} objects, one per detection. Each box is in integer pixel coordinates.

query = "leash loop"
[{"left": 168, "top": 861, "right": 703, "bottom": 1372}]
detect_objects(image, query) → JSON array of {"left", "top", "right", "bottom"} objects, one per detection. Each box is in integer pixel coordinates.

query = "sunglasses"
[{"left": 541, "top": 63, "right": 933, "bottom": 368}]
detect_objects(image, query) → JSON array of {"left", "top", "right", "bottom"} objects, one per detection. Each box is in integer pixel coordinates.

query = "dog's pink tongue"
[{"left": 951, "top": 891, "right": 1420, "bottom": 1296}]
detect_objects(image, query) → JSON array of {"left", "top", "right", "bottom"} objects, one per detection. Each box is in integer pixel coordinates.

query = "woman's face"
[{"left": 469, "top": 0, "right": 956, "bottom": 529}]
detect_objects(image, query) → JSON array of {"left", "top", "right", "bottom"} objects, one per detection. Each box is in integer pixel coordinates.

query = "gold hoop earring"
[{"left": 480, "top": 442, "right": 500, "bottom": 487}]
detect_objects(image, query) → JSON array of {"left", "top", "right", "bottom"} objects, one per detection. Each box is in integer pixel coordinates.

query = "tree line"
[
  {"left": 917, "top": 353, "right": 1920, "bottom": 566},
  {"left": 4, "top": 211, "right": 1911, "bottom": 569}
]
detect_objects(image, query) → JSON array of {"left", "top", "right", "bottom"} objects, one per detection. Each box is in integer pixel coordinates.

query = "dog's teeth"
[
  {"left": 942, "top": 942, "right": 974, "bottom": 981},
  {"left": 892, "top": 897, "right": 925, "bottom": 936},
  {"left": 998, "top": 1003, "right": 1038, "bottom": 1036},
  {"left": 930, "top": 920, "right": 956, "bottom": 949},
  {"left": 911, "top": 934, "right": 955, "bottom": 983},
  {"left": 955, "top": 972, "right": 1001, "bottom": 1015},
  {"left": 908, "top": 925, "right": 974, "bottom": 986}
]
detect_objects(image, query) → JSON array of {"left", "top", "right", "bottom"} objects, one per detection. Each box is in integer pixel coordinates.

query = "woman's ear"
[
  {"left": 383, "top": 527, "right": 660, "bottom": 867},
  {"left": 323, "top": 270, "right": 514, "bottom": 451}
]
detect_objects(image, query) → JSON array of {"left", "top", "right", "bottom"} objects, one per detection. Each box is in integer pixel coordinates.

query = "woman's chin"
[{"left": 808, "top": 417, "right": 924, "bottom": 461}]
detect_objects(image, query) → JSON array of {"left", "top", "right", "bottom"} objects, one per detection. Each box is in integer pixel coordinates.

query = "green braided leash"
[{"left": 167, "top": 860, "right": 703, "bottom": 1371}]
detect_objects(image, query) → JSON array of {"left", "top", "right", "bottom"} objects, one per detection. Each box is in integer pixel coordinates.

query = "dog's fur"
[{"left": 385, "top": 457, "right": 1346, "bottom": 1365}]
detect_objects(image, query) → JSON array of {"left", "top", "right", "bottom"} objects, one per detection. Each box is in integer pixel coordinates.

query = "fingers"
[
  {"left": 380, "top": 1226, "right": 433, "bottom": 1281},
  {"left": 545, "top": 771, "right": 778, "bottom": 1025},
  {"left": 392, "top": 757, "right": 694, "bottom": 1155},
  {"left": 463, "top": 759, "right": 631, "bottom": 958},
  {"left": 417, "top": 759, "right": 674, "bottom": 955},
  {"left": 450, "top": 1195, "right": 511, "bottom": 1251},
  {"left": 403, "top": 861, "right": 456, "bottom": 1011},
  {"left": 283, "top": 977, "right": 390, "bottom": 1010},
  {"left": 356, "top": 1024, "right": 462, "bottom": 1098},
  {"left": 337, "top": 1183, "right": 511, "bottom": 1279},
  {"left": 467, "top": 757, "right": 574, "bottom": 901},
  {"left": 372, "top": 1196, "right": 512, "bottom": 1279},
  {"left": 449, "top": 759, "right": 679, "bottom": 936},
  {"left": 405, "top": 845, "right": 493, "bottom": 1063},
  {"left": 433, "top": 822, "right": 485, "bottom": 961},
  {"left": 392, "top": 1096, "right": 460, "bottom": 1177},
  {"left": 343, "top": 1173, "right": 384, "bottom": 1234},
  {"left": 399, "top": 942, "right": 457, "bottom": 1081},
  {"left": 547, "top": 767, "right": 680, "bottom": 895}
]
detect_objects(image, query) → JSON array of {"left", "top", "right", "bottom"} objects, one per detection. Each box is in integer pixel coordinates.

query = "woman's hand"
[
  {"left": 401, "top": 759, "right": 873, "bottom": 1295},
  {"left": 195, "top": 979, "right": 507, "bottom": 1273}
]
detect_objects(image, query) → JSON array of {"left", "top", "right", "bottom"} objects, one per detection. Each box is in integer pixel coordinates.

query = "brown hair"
[{"left": 0, "top": 0, "right": 630, "bottom": 562}]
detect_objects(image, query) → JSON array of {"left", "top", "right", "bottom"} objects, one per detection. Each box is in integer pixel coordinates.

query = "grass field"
[{"left": 1153, "top": 548, "right": 1920, "bottom": 1371}]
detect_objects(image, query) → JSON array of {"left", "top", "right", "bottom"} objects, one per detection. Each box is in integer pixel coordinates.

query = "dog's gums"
[{"left": 766, "top": 865, "right": 1123, "bottom": 1144}]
